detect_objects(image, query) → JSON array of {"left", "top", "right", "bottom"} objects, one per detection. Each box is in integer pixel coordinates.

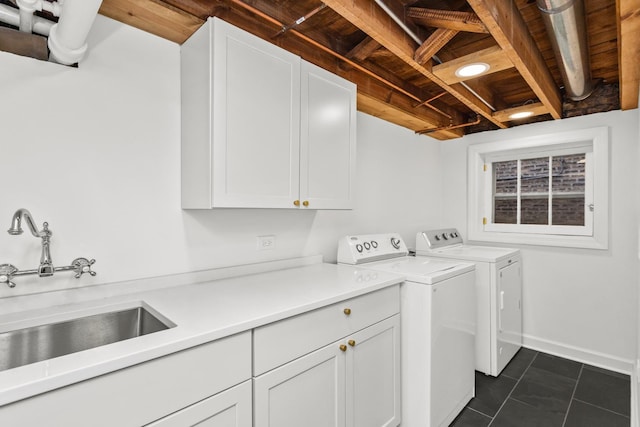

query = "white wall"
[
  {"left": 0, "top": 16, "right": 443, "bottom": 298},
  {"left": 442, "top": 110, "right": 639, "bottom": 371}
]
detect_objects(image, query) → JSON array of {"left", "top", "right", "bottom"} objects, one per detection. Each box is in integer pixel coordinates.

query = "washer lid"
[
  {"left": 360, "top": 256, "right": 474, "bottom": 284},
  {"left": 416, "top": 245, "right": 520, "bottom": 263}
]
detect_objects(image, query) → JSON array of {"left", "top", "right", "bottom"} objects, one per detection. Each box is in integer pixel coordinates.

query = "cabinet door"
[
  {"left": 145, "top": 380, "right": 252, "bottom": 427},
  {"left": 300, "top": 61, "right": 356, "bottom": 210},
  {"left": 497, "top": 261, "right": 522, "bottom": 372},
  {"left": 212, "top": 18, "right": 301, "bottom": 208},
  {"left": 346, "top": 315, "right": 401, "bottom": 427},
  {"left": 254, "top": 342, "right": 346, "bottom": 427}
]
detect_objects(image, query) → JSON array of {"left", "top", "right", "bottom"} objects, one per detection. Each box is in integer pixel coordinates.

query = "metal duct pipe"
[
  {"left": 48, "top": 0, "right": 103, "bottom": 65},
  {"left": 537, "top": 0, "right": 594, "bottom": 100}
]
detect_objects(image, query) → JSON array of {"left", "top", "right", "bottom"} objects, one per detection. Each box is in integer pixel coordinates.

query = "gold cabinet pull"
[
  {"left": 293, "top": 200, "right": 300, "bottom": 207},
  {"left": 302, "top": 200, "right": 309, "bottom": 207},
  {"left": 339, "top": 344, "right": 347, "bottom": 352},
  {"left": 348, "top": 340, "right": 356, "bottom": 347},
  {"left": 343, "top": 308, "right": 351, "bottom": 315}
]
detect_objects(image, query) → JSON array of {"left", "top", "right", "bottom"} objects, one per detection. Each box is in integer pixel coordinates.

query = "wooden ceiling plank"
[
  {"left": 407, "top": 7, "right": 488, "bottom": 33},
  {"left": 414, "top": 28, "right": 458, "bottom": 65},
  {"left": 467, "top": 0, "right": 562, "bottom": 119},
  {"left": 99, "top": 0, "right": 204, "bottom": 44},
  {"left": 432, "top": 45, "right": 514, "bottom": 84},
  {"left": 346, "top": 36, "right": 382, "bottom": 61},
  {"left": 492, "top": 102, "right": 549, "bottom": 122},
  {"left": 321, "top": 0, "right": 507, "bottom": 128},
  {"left": 617, "top": 0, "right": 640, "bottom": 109}
]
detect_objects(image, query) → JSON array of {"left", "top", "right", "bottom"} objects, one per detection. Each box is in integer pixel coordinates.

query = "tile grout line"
[
  {"left": 561, "top": 363, "right": 584, "bottom": 427},
  {"left": 487, "top": 352, "right": 539, "bottom": 426},
  {"left": 572, "top": 397, "right": 631, "bottom": 419},
  {"left": 464, "top": 406, "right": 494, "bottom": 420}
]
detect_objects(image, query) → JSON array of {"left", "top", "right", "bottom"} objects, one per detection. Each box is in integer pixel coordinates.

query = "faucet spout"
[
  {"left": 8, "top": 208, "right": 46, "bottom": 238},
  {"left": 7, "top": 209, "right": 54, "bottom": 277}
]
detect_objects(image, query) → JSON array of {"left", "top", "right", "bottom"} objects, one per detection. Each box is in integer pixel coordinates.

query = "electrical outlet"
[{"left": 257, "top": 235, "right": 276, "bottom": 250}]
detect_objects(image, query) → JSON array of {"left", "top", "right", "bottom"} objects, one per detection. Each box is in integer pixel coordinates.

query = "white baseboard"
[{"left": 522, "top": 333, "right": 634, "bottom": 375}]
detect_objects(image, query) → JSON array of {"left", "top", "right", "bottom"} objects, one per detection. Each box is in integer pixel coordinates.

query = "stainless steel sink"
[{"left": 0, "top": 306, "right": 172, "bottom": 372}]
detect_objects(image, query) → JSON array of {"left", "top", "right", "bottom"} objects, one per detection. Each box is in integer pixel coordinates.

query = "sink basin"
[{"left": 0, "top": 306, "right": 172, "bottom": 372}]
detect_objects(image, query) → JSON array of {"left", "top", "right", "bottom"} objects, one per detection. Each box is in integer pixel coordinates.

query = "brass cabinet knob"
[
  {"left": 348, "top": 340, "right": 356, "bottom": 347},
  {"left": 339, "top": 344, "right": 347, "bottom": 352},
  {"left": 343, "top": 308, "right": 351, "bottom": 315},
  {"left": 293, "top": 200, "right": 300, "bottom": 207},
  {"left": 302, "top": 200, "right": 309, "bottom": 207}
]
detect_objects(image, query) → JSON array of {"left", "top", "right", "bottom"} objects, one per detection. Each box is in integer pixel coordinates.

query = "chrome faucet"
[
  {"left": 8, "top": 209, "right": 54, "bottom": 276},
  {"left": 0, "top": 209, "right": 96, "bottom": 288}
]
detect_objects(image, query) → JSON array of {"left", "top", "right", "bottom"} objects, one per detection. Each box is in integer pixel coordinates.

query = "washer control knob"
[
  {"left": 371, "top": 240, "right": 378, "bottom": 248},
  {"left": 434, "top": 235, "right": 440, "bottom": 241},
  {"left": 441, "top": 233, "right": 449, "bottom": 240},
  {"left": 449, "top": 233, "right": 456, "bottom": 238},
  {"left": 390, "top": 237, "right": 401, "bottom": 249},
  {"left": 356, "top": 244, "right": 363, "bottom": 253},
  {"left": 363, "top": 242, "right": 371, "bottom": 250}
]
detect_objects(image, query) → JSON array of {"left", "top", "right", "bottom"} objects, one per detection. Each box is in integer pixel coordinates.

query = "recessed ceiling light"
[
  {"left": 509, "top": 111, "right": 534, "bottom": 120},
  {"left": 455, "top": 62, "right": 490, "bottom": 78}
]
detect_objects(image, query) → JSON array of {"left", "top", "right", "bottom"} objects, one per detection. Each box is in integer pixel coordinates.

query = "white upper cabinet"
[
  {"left": 181, "top": 17, "right": 356, "bottom": 209},
  {"left": 300, "top": 61, "right": 356, "bottom": 210}
]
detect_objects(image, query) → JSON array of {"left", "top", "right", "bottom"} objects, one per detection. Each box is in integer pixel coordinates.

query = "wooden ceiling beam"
[
  {"left": 492, "top": 102, "right": 549, "bottom": 122},
  {"left": 414, "top": 28, "right": 458, "bottom": 65},
  {"left": 99, "top": 0, "right": 204, "bottom": 44},
  {"left": 0, "top": 27, "right": 48, "bottom": 61},
  {"left": 346, "top": 36, "right": 382, "bottom": 61},
  {"left": 466, "top": 0, "right": 562, "bottom": 119},
  {"left": 321, "top": 0, "right": 507, "bottom": 129},
  {"left": 407, "top": 7, "right": 488, "bottom": 34},
  {"left": 432, "top": 45, "right": 514, "bottom": 84},
  {"left": 617, "top": 0, "right": 640, "bottom": 109},
  {"left": 358, "top": 93, "right": 465, "bottom": 140}
]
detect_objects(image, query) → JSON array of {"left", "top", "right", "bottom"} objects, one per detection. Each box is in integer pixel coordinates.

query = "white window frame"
[{"left": 467, "top": 126, "right": 609, "bottom": 249}]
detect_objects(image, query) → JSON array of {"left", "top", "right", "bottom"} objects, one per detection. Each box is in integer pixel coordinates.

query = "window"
[{"left": 467, "top": 127, "right": 609, "bottom": 249}]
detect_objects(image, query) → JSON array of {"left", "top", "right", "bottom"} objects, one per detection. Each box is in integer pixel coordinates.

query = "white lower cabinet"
[
  {"left": 346, "top": 316, "right": 401, "bottom": 427},
  {"left": 146, "top": 380, "right": 252, "bottom": 427},
  {"left": 254, "top": 341, "right": 346, "bottom": 427},
  {"left": 253, "top": 299, "right": 401, "bottom": 427}
]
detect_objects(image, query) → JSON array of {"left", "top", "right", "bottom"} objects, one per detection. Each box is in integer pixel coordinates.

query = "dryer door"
[{"left": 497, "top": 261, "right": 523, "bottom": 374}]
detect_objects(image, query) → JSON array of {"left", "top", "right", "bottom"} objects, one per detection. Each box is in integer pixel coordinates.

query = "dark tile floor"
[{"left": 451, "top": 348, "right": 631, "bottom": 427}]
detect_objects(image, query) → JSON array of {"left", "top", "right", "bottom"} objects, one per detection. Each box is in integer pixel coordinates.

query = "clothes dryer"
[{"left": 416, "top": 228, "right": 522, "bottom": 376}]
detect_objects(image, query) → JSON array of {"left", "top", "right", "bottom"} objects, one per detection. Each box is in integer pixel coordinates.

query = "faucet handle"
[
  {"left": 0, "top": 264, "right": 18, "bottom": 288},
  {"left": 72, "top": 258, "right": 96, "bottom": 279}
]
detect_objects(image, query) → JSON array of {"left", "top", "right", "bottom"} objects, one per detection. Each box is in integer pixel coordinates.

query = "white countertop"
[{"left": 0, "top": 260, "right": 403, "bottom": 406}]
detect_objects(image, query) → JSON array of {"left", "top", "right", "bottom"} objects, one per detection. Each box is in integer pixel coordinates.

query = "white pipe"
[
  {"left": 48, "top": 0, "right": 103, "bottom": 65},
  {"left": 0, "top": 3, "right": 53, "bottom": 36},
  {"left": 16, "top": 0, "right": 38, "bottom": 33}
]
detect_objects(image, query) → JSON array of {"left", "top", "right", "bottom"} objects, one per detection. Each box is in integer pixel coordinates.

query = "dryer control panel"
[
  {"left": 417, "top": 228, "right": 464, "bottom": 251},
  {"left": 337, "top": 233, "right": 408, "bottom": 265}
]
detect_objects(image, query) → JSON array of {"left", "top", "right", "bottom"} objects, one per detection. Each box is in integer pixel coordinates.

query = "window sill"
[{"left": 467, "top": 229, "right": 608, "bottom": 250}]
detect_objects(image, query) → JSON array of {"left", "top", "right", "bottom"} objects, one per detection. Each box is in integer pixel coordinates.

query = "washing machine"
[
  {"left": 338, "top": 233, "right": 476, "bottom": 427},
  {"left": 415, "top": 228, "right": 522, "bottom": 377}
]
